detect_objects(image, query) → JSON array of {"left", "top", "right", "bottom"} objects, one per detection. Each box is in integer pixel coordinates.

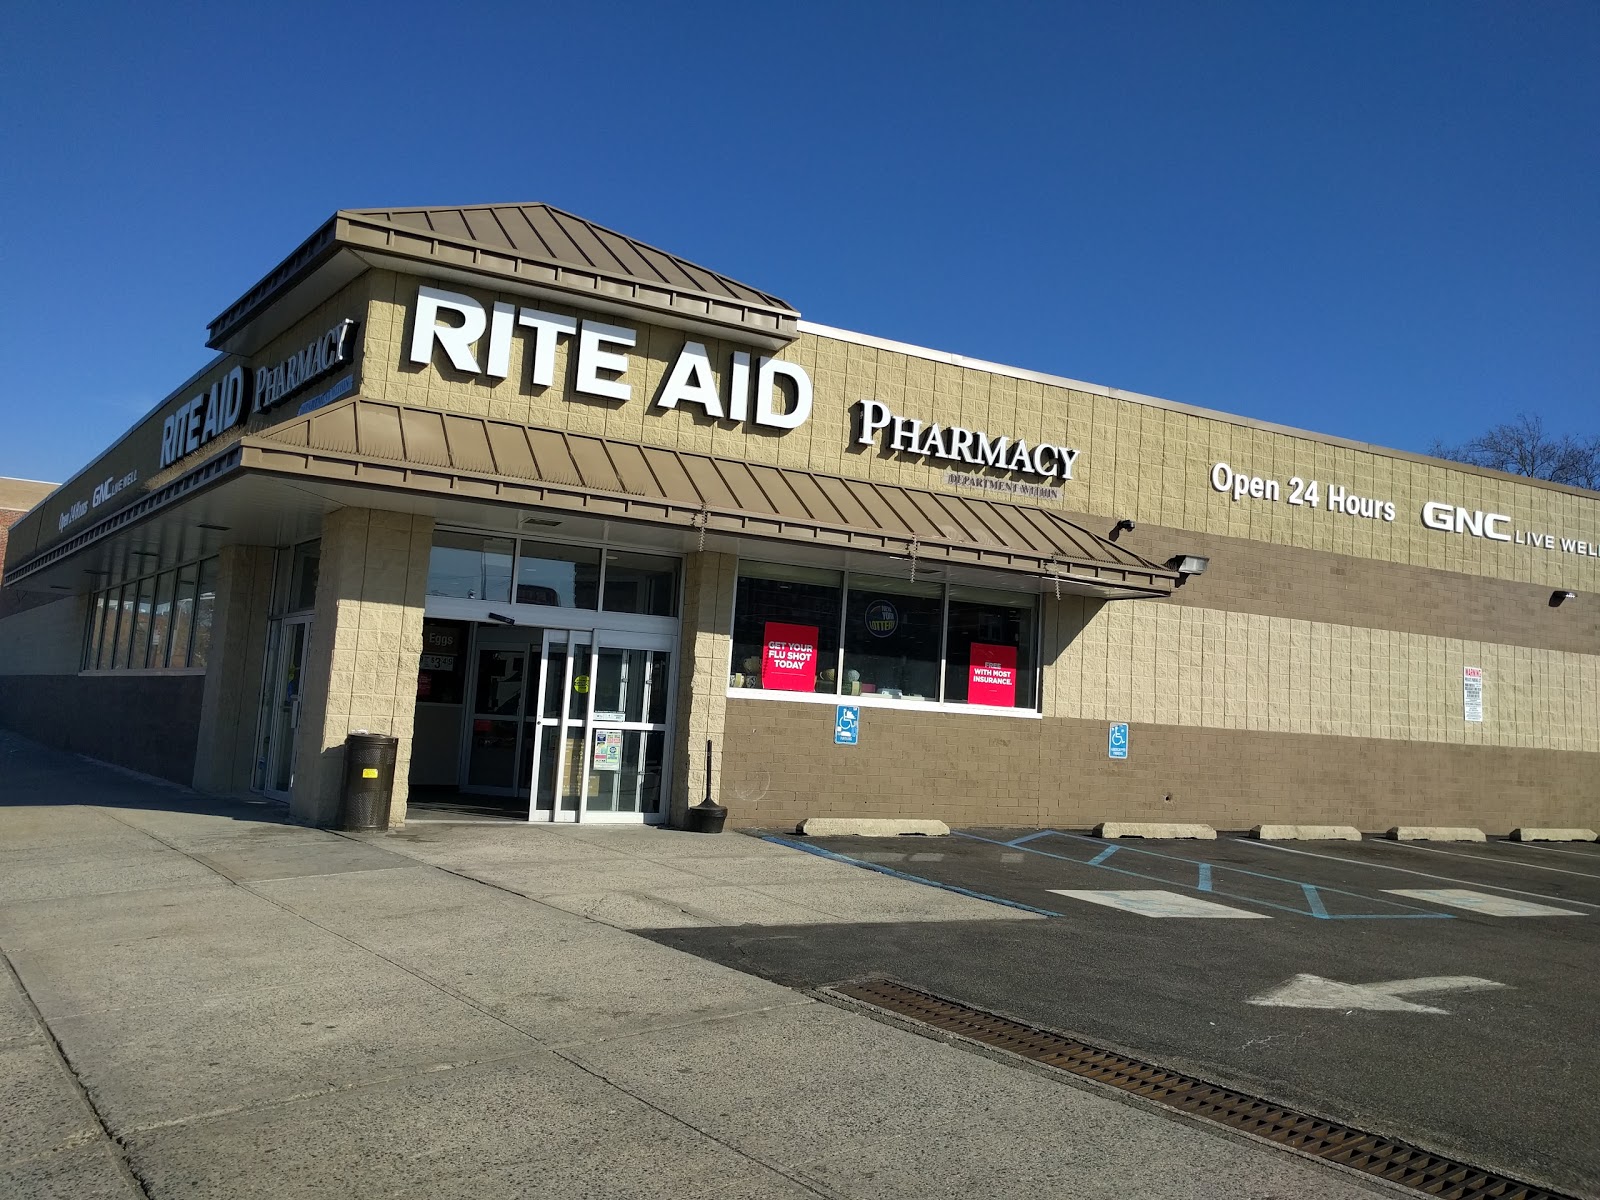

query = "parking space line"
[
  {"left": 1366, "top": 838, "right": 1600, "bottom": 881},
  {"left": 760, "top": 836, "right": 1063, "bottom": 916},
  {"left": 957, "top": 831, "right": 1451, "bottom": 920},
  {"left": 1049, "top": 889, "right": 1272, "bottom": 919},
  {"left": 1240, "top": 838, "right": 1600, "bottom": 908},
  {"left": 1385, "top": 889, "right": 1586, "bottom": 918},
  {"left": 1505, "top": 841, "right": 1600, "bottom": 860}
]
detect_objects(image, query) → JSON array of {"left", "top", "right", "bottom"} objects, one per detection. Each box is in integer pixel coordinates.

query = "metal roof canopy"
[
  {"left": 207, "top": 203, "right": 800, "bottom": 358},
  {"left": 4, "top": 403, "right": 1176, "bottom": 602},
  {"left": 239, "top": 397, "right": 1179, "bottom": 600}
]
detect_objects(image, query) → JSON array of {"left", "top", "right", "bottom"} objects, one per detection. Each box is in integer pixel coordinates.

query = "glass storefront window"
[
  {"left": 169, "top": 564, "right": 199, "bottom": 669},
  {"left": 730, "top": 564, "right": 842, "bottom": 693},
  {"left": 147, "top": 571, "right": 177, "bottom": 669},
  {"left": 128, "top": 575, "right": 157, "bottom": 669},
  {"left": 289, "top": 540, "right": 320, "bottom": 611},
  {"left": 80, "top": 557, "right": 218, "bottom": 673},
  {"left": 417, "top": 619, "right": 469, "bottom": 704},
  {"left": 514, "top": 542, "right": 599, "bottom": 608},
  {"left": 427, "top": 531, "right": 513, "bottom": 602},
  {"left": 942, "top": 585, "right": 1036, "bottom": 709},
  {"left": 602, "top": 551, "right": 679, "bottom": 617},
  {"left": 84, "top": 593, "right": 107, "bottom": 671},
  {"left": 109, "top": 585, "right": 135, "bottom": 669},
  {"left": 728, "top": 561, "right": 1040, "bottom": 710},
  {"left": 842, "top": 575, "right": 942, "bottom": 703},
  {"left": 190, "top": 558, "right": 219, "bottom": 668}
]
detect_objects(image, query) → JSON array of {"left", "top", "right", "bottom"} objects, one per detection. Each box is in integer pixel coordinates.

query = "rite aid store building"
[{"left": 1, "top": 203, "right": 1595, "bottom": 833}]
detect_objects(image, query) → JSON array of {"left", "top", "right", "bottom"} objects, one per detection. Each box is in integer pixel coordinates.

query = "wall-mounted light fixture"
[
  {"left": 487, "top": 612, "right": 517, "bottom": 625},
  {"left": 521, "top": 516, "right": 561, "bottom": 528},
  {"left": 1550, "top": 590, "right": 1576, "bottom": 608},
  {"left": 1109, "top": 519, "right": 1136, "bottom": 541},
  {"left": 197, "top": 523, "right": 231, "bottom": 532},
  {"left": 1168, "top": 554, "right": 1210, "bottom": 577}
]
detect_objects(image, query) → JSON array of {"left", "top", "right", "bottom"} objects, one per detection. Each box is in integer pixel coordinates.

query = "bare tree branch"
[{"left": 1431, "top": 413, "right": 1598, "bottom": 490}]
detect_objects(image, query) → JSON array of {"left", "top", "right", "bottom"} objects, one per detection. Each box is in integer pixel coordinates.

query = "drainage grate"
[{"left": 830, "top": 978, "right": 1573, "bottom": 1200}]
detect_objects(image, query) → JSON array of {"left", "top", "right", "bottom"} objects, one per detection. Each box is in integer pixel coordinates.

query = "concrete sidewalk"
[{"left": 0, "top": 731, "right": 1385, "bottom": 1199}]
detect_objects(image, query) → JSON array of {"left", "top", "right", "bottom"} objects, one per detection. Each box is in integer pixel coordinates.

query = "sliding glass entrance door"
[{"left": 530, "top": 629, "right": 673, "bottom": 824}]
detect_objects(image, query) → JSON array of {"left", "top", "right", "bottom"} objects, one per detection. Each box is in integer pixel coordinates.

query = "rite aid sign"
[{"left": 409, "top": 285, "right": 812, "bottom": 429}]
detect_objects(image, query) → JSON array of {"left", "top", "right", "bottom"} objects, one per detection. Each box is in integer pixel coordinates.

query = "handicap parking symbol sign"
[
  {"left": 1108, "top": 722, "right": 1129, "bottom": 759},
  {"left": 835, "top": 705, "right": 860, "bottom": 746}
]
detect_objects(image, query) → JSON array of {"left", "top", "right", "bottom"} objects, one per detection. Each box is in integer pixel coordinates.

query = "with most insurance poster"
[
  {"left": 762, "top": 622, "right": 818, "bottom": 691},
  {"left": 968, "top": 642, "right": 1017, "bottom": 706}
]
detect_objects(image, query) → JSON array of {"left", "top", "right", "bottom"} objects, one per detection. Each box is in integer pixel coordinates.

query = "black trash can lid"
[{"left": 346, "top": 731, "right": 399, "bottom": 747}]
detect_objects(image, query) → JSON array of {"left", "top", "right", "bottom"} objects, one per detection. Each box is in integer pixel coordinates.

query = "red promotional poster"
[
  {"left": 968, "top": 642, "right": 1017, "bottom": 706},
  {"left": 762, "top": 622, "right": 819, "bottom": 692}
]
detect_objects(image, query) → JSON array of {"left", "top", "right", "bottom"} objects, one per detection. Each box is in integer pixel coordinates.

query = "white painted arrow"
[{"left": 1246, "top": 973, "right": 1507, "bottom": 1014}]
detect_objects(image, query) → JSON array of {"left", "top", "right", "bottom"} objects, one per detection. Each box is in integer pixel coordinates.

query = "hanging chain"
[
  {"left": 908, "top": 534, "right": 920, "bottom": 583},
  {"left": 696, "top": 505, "right": 710, "bottom": 553}
]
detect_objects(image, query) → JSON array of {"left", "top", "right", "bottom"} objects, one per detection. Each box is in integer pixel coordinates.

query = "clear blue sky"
[{"left": 2, "top": 1, "right": 1595, "bottom": 484}]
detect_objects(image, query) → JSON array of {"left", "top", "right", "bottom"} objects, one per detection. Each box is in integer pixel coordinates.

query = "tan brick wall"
[
  {"left": 361, "top": 271, "right": 1599, "bottom": 592},
  {"left": 355, "top": 269, "right": 1596, "bottom": 829},
  {"left": 1135, "top": 521, "right": 1598, "bottom": 654},
  {"left": 721, "top": 699, "right": 1598, "bottom": 835},
  {"left": 0, "top": 507, "right": 24, "bottom": 586},
  {"left": 1048, "top": 596, "right": 1600, "bottom": 753},
  {"left": 670, "top": 551, "right": 737, "bottom": 824},
  {"left": 291, "top": 508, "right": 433, "bottom": 826},
  {"left": 192, "top": 545, "right": 275, "bottom": 794}
]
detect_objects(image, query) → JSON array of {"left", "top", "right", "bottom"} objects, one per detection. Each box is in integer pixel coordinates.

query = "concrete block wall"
[
  {"left": 292, "top": 508, "right": 433, "bottom": 826},
  {"left": 192, "top": 544, "right": 275, "bottom": 795},
  {"left": 355, "top": 268, "right": 1597, "bottom": 831},
  {"left": 1047, "top": 596, "right": 1600, "bottom": 754},
  {"left": 670, "top": 551, "right": 737, "bottom": 825},
  {"left": 0, "top": 592, "right": 85, "bottom": 675},
  {"left": 720, "top": 699, "right": 1599, "bottom": 835},
  {"left": 361, "top": 270, "right": 1599, "bottom": 594}
]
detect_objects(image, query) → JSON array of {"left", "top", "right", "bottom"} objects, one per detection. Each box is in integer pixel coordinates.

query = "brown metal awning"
[
  {"left": 241, "top": 397, "right": 1178, "bottom": 598},
  {"left": 207, "top": 203, "right": 800, "bottom": 353}
]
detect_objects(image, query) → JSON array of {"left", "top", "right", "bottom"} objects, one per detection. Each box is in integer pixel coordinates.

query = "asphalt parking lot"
[{"left": 648, "top": 830, "right": 1600, "bottom": 1198}]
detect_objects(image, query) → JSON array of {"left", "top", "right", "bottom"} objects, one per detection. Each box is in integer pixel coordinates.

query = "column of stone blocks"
[
  {"left": 291, "top": 508, "right": 433, "bottom": 826},
  {"left": 192, "top": 544, "right": 275, "bottom": 794},
  {"left": 668, "top": 551, "right": 737, "bottom": 826}
]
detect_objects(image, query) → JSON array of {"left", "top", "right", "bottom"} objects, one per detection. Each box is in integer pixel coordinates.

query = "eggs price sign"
[{"left": 1210, "top": 462, "right": 1396, "bottom": 523}]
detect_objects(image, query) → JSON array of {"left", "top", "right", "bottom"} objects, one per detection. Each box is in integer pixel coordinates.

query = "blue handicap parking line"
[{"left": 958, "top": 831, "right": 1454, "bottom": 920}]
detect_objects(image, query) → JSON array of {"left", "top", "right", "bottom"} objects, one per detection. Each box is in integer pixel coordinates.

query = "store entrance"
[
  {"left": 256, "top": 615, "right": 312, "bottom": 801},
  {"left": 413, "top": 619, "right": 674, "bottom": 823}
]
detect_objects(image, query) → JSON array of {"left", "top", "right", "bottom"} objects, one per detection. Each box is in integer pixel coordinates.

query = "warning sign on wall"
[{"left": 1463, "top": 666, "right": 1484, "bottom": 723}]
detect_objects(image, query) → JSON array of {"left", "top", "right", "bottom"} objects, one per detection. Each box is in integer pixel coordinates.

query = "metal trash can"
[{"left": 337, "top": 732, "right": 398, "bottom": 831}]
